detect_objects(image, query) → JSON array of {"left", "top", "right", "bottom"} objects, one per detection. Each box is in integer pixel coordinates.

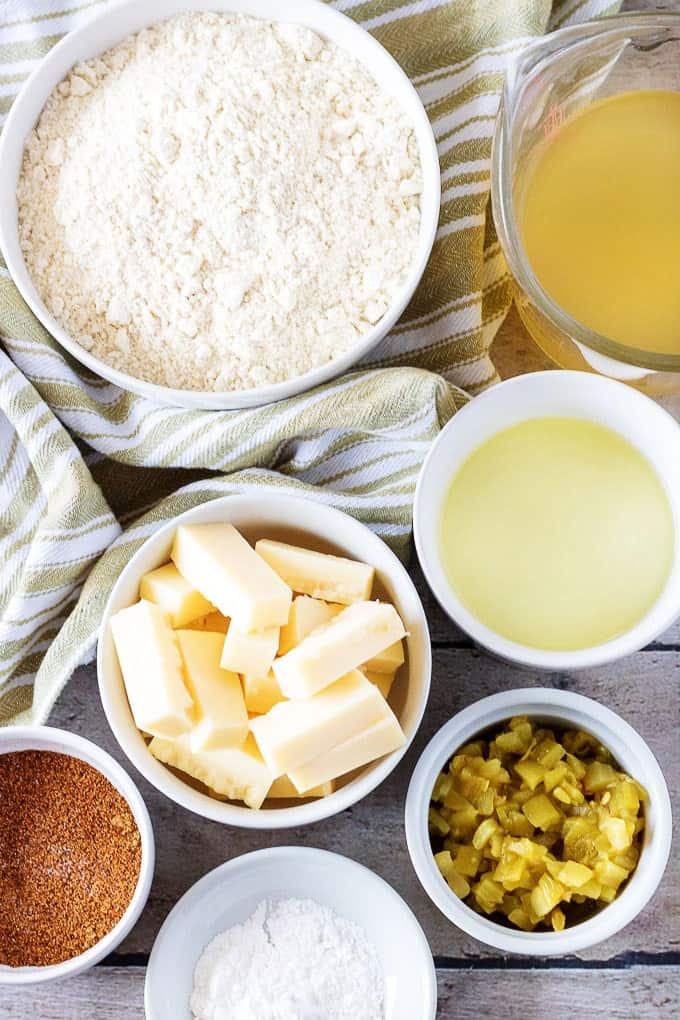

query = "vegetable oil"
[{"left": 439, "top": 417, "right": 673, "bottom": 650}]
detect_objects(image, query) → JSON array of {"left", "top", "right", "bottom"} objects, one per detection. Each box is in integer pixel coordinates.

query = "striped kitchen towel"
[{"left": 0, "top": 0, "right": 618, "bottom": 724}]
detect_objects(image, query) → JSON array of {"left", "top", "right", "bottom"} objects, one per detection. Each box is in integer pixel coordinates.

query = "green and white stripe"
[{"left": 0, "top": 0, "right": 618, "bottom": 724}]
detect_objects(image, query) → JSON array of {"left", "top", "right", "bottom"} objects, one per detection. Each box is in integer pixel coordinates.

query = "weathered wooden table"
[
  {"left": 3, "top": 0, "right": 680, "bottom": 1003},
  {"left": 1, "top": 309, "right": 677, "bottom": 1019}
]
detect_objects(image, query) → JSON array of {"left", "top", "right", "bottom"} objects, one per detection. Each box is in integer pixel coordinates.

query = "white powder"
[
  {"left": 190, "top": 898, "right": 385, "bottom": 1020},
  {"left": 18, "top": 12, "right": 421, "bottom": 392}
]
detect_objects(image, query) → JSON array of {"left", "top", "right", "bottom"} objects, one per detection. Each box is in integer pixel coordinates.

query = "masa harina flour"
[
  {"left": 18, "top": 12, "right": 422, "bottom": 392},
  {"left": 190, "top": 898, "right": 385, "bottom": 1020}
]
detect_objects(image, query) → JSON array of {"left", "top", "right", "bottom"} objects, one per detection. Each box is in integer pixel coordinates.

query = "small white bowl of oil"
[{"left": 413, "top": 370, "right": 680, "bottom": 670}]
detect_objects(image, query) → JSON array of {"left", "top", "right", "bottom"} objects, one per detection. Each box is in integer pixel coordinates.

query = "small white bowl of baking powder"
[
  {"left": 145, "top": 846, "right": 437, "bottom": 1020},
  {"left": 0, "top": 0, "right": 440, "bottom": 409}
]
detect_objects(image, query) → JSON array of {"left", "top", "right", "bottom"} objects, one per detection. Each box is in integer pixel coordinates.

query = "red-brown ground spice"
[{"left": 0, "top": 749, "right": 142, "bottom": 967}]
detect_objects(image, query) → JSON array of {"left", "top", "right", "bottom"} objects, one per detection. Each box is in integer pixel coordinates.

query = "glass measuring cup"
[{"left": 492, "top": 13, "right": 680, "bottom": 395}]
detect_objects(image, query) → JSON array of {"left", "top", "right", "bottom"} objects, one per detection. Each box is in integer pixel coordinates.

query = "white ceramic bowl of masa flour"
[
  {"left": 97, "top": 493, "right": 431, "bottom": 828},
  {"left": 145, "top": 847, "right": 437, "bottom": 1020},
  {"left": 0, "top": 0, "right": 440, "bottom": 410}
]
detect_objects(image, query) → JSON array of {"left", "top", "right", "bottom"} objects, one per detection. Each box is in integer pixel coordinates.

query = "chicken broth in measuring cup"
[{"left": 520, "top": 90, "right": 680, "bottom": 355}]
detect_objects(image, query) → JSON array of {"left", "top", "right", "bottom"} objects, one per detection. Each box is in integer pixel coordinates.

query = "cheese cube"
[
  {"left": 220, "top": 622, "right": 279, "bottom": 678},
  {"left": 363, "top": 639, "right": 404, "bottom": 674},
  {"left": 110, "top": 600, "right": 192, "bottom": 739},
  {"left": 273, "top": 601, "right": 406, "bottom": 699},
  {"left": 242, "top": 671, "right": 286, "bottom": 715},
  {"left": 176, "top": 630, "right": 247, "bottom": 751},
  {"left": 289, "top": 712, "right": 405, "bottom": 792},
  {"left": 183, "top": 611, "right": 230, "bottom": 634},
  {"left": 278, "top": 595, "right": 341, "bottom": 655},
  {"left": 149, "top": 733, "right": 273, "bottom": 810},
  {"left": 139, "top": 562, "right": 214, "bottom": 629},
  {"left": 255, "top": 539, "right": 374, "bottom": 604},
  {"left": 363, "top": 668, "right": 396, "bottom": 701},
  {"left": 249, "top": 670, "right": 386, "bottom": 777},
  {"left": 172, "top": 524, "right": 292, "bottom": 630},
  {"left": 266, "top": 775, "right": 335, "bottom": 799}
]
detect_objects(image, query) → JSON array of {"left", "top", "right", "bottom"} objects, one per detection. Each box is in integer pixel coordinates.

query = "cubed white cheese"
[
  {"left": 255, "top": 539, "right": 374, "bottom": 604},
  {"left": 220, "top": 622, "right": 279, "bottom": 678},
  {"left": 363, "top": 639, "right": 404, "bottom": 674},
  {"left": 110, "top": 600, "right": 193, "bottom": 739},
  {"left": 288, "top": 711, "right": 405, "bottom": 792},
  {"left": 363, "top": 668, "right": 397, "bottom": 700},
  {"left": 266, "top": 775, "right": 335, "bottom": 799},
  {"left": 273, "top": 601, "right": 406, "bottom": 699},
  {"left": 149, "top": 732, "right": 273, "bottom": 809},
  {"left": 278, "top": 595, "right": 341, "bottom": 655},
  {"left": 242, "top": 671, "right": 286, "bottom": 715},
  {"left": 171, "top": 523, "right": 291, "bottom": 630},
  {"left": 249, "top": 669, "right": 386, "bottom": 777},
  {"left": 139, "top": 562, "right": 214, "bottom": 628},
  {"left": 183, "top": 610, "right": 230, "bottom": 634},
  {"left": 176, "top": 630, "right": 248, "bottom": 751}
]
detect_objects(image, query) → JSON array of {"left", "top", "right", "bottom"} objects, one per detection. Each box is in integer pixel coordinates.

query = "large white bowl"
[
  {"left": 414, "top": 371, "right": 680, "bottom": 670},
  {"left": 97, "top": 493, "right": 431, "bottom": 827},
  {"left": 405, "top": 688, "right": 672, "bottom": 957},
  {"left": 0, "top": 726, "right": 154, "bottom": 985},
  {"left": 145, "top": 847, "right": 437, "bottom": 1020},
  {"left": 0, "top": 0, "right": 440, "bottom": 410}
]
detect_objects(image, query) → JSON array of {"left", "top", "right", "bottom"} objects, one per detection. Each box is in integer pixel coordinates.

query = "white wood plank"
[
  {"left": 49, "top": 646, "right": 679, "bottom": 962},
  {"left": 0, "top": 968, "right": 144, "bottom": 1019},
  {"left": 436, "top": 966, "right": 680, "bottom": 1019},
  {"left": 1, "top": 965, "right": 678, "bottom": 1018}
]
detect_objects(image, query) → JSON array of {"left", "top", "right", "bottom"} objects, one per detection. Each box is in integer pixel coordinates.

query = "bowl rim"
[
  {"left": 413, "top": 370, "right": 680, "bottom": 670},
  {"left": 0, "top": 0, "right": 440, "bottom": 410},
  {"left": 492, "top": 11, "right": 680, "bottom": 375},
  {"left": 145, "top": 845, "right": 438, "bottom": 1020},
  {"left": 0, "top": 724, "right": 155, "bottom": 985},
  {"left": 404, "top": 688, "right": 673, "bottom": 957},
  {"left": 97, "top": 493, "right": 432, "bottom": 828}
]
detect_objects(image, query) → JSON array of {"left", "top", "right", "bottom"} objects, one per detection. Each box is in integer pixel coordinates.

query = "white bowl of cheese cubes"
[{"left": 97, "top": 494, "right": 431, "bottom": 827}]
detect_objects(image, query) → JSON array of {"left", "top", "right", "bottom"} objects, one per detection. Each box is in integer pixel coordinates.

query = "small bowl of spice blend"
[
  {"left": 405, "top": 689, "right": 672, "bottom": 956},
  {"left": 0, "top": 725, "right": 154, "bottom": 985}
]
